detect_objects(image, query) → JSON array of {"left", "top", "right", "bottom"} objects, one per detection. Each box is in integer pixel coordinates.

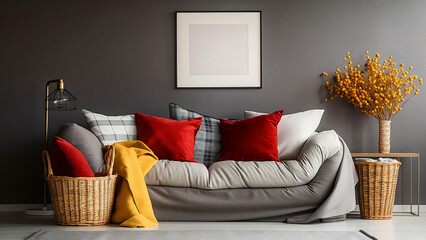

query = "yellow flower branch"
[{"left": 322, "top": 51, "right": 422, "bottom": 120}]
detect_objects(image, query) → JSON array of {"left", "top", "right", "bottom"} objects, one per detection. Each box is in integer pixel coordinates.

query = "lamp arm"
[
  {"left": 44, "top": 84, "right": 49, "bottom": 150},
  {"left": 44, "top": 78, "right": 63, "bottom": 208}
]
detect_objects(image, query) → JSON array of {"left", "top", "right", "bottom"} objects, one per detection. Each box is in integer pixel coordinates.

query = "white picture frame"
[{"left": 176, "top": 11, "right": 262, "bottom": 88}]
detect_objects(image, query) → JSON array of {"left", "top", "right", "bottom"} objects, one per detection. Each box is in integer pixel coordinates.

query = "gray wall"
[{"left": 1, "top": 0, "right": 425, "bottom": 205}]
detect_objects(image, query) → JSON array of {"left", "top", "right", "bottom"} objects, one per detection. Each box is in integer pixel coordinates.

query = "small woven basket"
[
  {"left": 42, "top": 147, "right": 117, "bottom": 225},
  {"left": 354, "top": 161, "right": 401, "bottom": 219}
]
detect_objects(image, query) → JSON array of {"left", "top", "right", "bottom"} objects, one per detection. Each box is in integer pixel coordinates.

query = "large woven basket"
[
  {"left": 42, "top": 147, "right": 117, "bottom": 225},
  {"left": 354, "top": 161, "right": 401, "bottom": 219}
]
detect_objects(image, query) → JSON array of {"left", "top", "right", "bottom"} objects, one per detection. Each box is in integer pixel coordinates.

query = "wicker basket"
[
  {"left": 354, "top": 161, "right": 401, "bottom": 219},
  {"left": 42, "top": 147, "right": 117, "bottom": 225}
]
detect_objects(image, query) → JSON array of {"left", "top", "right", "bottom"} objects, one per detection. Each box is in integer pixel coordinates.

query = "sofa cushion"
[
  {"left": 145, "top": 130, "right": 340, "bottom": 189},
  {"left": 58, "top": 123, "right": 106, "bottom": 172},
  {"left": 245, "top": 109, "right": 324, "bottom": 160},
  {"left": 134, "top": 112, "right": 202, "bottom": 162},
  {"left": 51, "top": 136, "right": 95, "bottom": 177},
  {"left": 169, "top": 103, "right": 222, "bottom": 166},
  {"left": 219, "top": 110, "right": 283, "bottom": 162},
  {"left": 82, "top": 109, "right": 137, "bottom": 146}
]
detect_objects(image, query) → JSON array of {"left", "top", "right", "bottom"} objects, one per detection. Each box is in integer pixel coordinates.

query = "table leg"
[
  {"left": 418, "top": 156, "right": 420, "bottom": 216},
  {"left": 411, "top": 157, "right": 413, "bottom": 214}
]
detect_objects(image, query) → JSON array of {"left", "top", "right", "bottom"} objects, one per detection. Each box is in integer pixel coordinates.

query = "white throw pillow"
[{"left": 244, "top": 109, "right": 324, "bottom": 160}]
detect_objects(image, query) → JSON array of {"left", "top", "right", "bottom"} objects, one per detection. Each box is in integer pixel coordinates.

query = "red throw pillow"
[
  {"left": 51, "top": 136, "right": 95, "bottom": 177},
  {"left": 134, "top": 113, "right": 202, "bottom": 162},
  {"left": 219, "top": 110, "right": 284, "bottom": 162}
]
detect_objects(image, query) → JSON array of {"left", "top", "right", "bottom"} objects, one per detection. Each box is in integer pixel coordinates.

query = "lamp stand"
[{"left": 25, "top": 79, "right": 65, "bottom": 216}]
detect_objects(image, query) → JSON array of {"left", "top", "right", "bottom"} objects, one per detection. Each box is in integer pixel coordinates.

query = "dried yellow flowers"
[{"left": 322, "top": 51, "right": 422, "bottom": 120}]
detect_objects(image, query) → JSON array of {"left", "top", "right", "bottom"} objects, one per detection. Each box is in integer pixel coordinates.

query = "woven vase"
[{"left": 379, "top": 120, "right": 391, "bottom": 153}]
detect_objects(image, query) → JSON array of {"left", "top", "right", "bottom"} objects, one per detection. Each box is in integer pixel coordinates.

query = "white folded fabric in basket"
[{"left": 354, "top": 157, "right": 398, "bottom": 163}]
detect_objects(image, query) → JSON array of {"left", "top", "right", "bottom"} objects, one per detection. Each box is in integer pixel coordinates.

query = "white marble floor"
[{"left": 0, "top": 212, "right": 425, "bottom": 240}]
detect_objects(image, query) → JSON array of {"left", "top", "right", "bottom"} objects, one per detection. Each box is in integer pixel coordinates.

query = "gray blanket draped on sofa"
[{"left": 147, "top": 137, "right": 358, "bottom": 223}]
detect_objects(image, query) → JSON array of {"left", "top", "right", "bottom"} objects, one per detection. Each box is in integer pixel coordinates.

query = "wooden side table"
[{"left": 351, "top": 153, "right": 420, "bottom": 216}]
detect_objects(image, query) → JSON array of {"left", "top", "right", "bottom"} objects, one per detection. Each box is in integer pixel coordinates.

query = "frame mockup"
[{"left": 176, "top": 11, "right": 262, "bottom": 88}]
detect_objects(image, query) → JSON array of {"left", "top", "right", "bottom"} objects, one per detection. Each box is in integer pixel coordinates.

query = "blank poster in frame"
[{"left": 176, "top": 11, "right": 262, "bottom": 88}]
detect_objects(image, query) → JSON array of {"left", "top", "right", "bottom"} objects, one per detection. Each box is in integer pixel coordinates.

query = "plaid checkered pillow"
[
  {"left": 82, "top": 109, "right": 137, "bottom": 146},
  {"left": 169, "top": 103, "right": 222, "bottom": 166}
]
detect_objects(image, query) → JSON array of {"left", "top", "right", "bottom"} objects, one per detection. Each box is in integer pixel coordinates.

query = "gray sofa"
[
  {"left": 58, "top": 123, "right": 358, "bottom": 223},
  {"left": 145, "top": 131, "right": 358, "bottom": 223}
]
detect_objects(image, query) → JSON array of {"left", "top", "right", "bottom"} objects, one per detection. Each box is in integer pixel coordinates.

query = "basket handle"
[
  {"left": 42, "top": 150, "right": 54, "bottom": 179},
  {"left": 104, "top": 146, "right": 115, "bottom": 176}
]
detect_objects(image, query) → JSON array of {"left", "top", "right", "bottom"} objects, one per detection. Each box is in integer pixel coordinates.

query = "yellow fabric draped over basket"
[{"left": 104, "top": 140, "right": 159, "bottom": 228}]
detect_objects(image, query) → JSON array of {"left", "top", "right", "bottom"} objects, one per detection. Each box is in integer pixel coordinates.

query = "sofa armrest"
[{"left": 282, "top": 130, "right": 340, "bottom": 183}]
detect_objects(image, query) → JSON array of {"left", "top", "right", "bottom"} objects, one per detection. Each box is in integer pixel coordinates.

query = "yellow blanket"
[{"left": 104, "top": 141, "right": 158, "bottom": 228}]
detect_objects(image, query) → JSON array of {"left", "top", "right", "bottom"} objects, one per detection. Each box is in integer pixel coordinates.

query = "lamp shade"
[{"left": 45, "top": 88, "right": 77, "bottom": 111}]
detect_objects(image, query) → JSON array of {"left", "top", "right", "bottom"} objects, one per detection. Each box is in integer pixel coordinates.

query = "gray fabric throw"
[
  {"left": 26, "top": 229, "right": 374, "bottom": 240},
  {"left": 146, "top": 136, "right": 358, "bottom": 223}
]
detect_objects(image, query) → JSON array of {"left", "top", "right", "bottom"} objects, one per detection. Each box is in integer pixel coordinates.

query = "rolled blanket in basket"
[{"left": 104, "top": 141, "right": 158, "bottom": 228}]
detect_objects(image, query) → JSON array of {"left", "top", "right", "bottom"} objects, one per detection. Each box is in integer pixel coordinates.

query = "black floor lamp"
[{"left": 25, "top": 79, "right": 77, "bottom": 216}]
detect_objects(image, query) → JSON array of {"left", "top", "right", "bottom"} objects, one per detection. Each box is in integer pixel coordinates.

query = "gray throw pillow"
[
  {"left": 169, "top": 103, "right": 222, "bottom": 166},
  {"left": 57, "top": 123, "right": 106, "bottom": 172}
]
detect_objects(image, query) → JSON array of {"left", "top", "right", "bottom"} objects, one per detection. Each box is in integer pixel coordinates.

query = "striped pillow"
[{"left": 82, "top": 109, "right": 137, "bottom": 146}]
